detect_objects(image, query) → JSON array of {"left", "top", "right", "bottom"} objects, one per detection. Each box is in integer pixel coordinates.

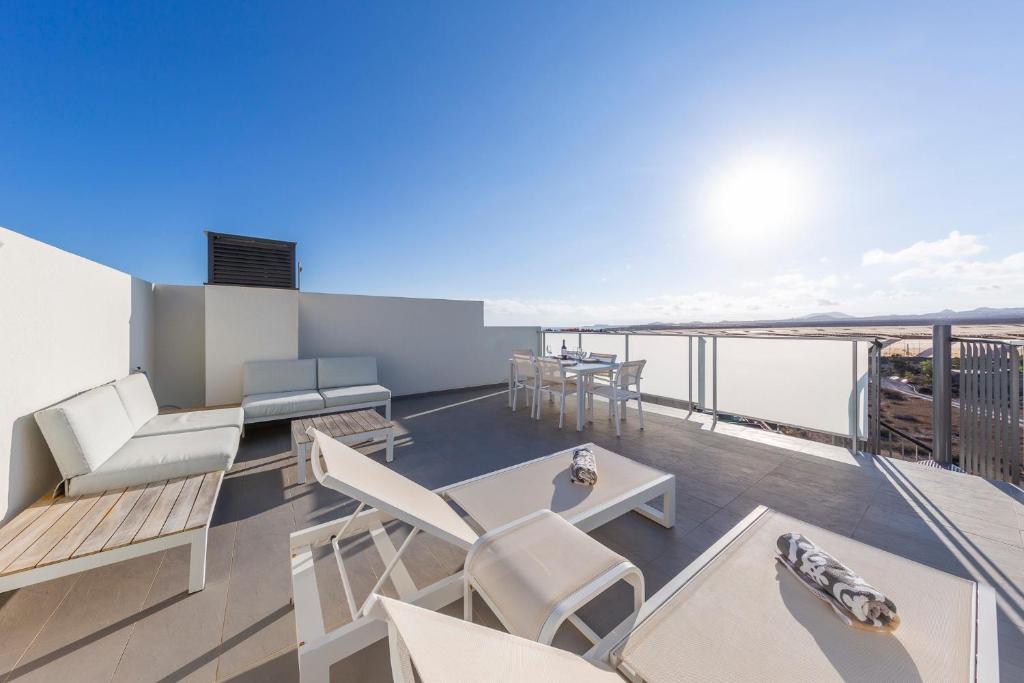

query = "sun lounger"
[
  {"left": 289, "top": 430, "right": 675, "bottom": 682},
  {"left": 368, "top": 505, "right": 999, "bottom": 682}
]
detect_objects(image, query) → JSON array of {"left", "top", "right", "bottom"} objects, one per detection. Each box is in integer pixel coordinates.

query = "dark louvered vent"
[{"left": 206, "top": 232, "right": 297, "bottom": 289}]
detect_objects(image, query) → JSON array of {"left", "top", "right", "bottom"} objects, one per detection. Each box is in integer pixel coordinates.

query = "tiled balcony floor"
[{"left": 2, "top": 386, "right": 1023, "bottom": 681}]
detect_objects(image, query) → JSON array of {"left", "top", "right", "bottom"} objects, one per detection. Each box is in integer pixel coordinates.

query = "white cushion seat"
[
  {"left": 136, "top": 407, "right": 244, "bottom": 437},
  {"left": 67, "top": 427, "right": 239, "bottom": 496},
  {"left": 320, "top": 384, "right": 391, "bottom": 409},
  {"left": 242, "top": 390, "right": 326, "bottom": 420}
]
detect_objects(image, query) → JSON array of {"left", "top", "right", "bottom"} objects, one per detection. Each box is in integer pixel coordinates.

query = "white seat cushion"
[
  {"left": 34, "top": 385, "right": 136, "bottom": 478},
  {"left": 242, "top": 390, "right": 326, "bottom": 420},
  {"left": 136, "top": 407, "right": 245, "bottom": 437},
  {"left": 112, "top": 373, "right": 159, "bottom": 431},
  {"left": 67, "top": 427, "right": 239, "bottom": 496},
  {"left": 466, "top": 509, "right": 627, "bottom": 641},
  {"left": 318, "top": 356, "right": 378, "bottom": 389},
  {"left": 320, "top": 384, "right": 391, "bottom": 409},
  {"left": 243, "top": 358, "right": 317, "bottom": 395}
]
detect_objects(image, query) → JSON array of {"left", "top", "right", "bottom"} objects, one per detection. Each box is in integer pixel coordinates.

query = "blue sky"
[{"left": 2, "top": 1, "right": 1022, "bottom": 325}]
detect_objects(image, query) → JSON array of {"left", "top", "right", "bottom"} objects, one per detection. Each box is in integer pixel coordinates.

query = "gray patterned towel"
[
  {"left": 776, "top": 532, "right": 900, "bottom": 632},
  {"left": 570, "top": 447, "right": 598, "bottom": 486}
]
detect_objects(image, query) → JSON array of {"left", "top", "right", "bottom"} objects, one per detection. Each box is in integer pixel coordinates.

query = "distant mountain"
[
  {"left": 584, "top": 306, "right": 1024, "bottom": 332},
  {"left": 791, "top": 312, "right": 857, "bottom": 321}
]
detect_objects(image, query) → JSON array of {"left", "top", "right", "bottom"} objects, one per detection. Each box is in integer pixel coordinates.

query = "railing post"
[
  {"left": 711, "top": 336, "right": 718, "bottom": 430},
  {"left": 851, "top": 339, "right": 860, "bottom": 448},
  {"left": 932, "top": 325, "right": 953, "bottom": 466},
  {"left": 687, "top": 336, "right": 694, "bottom": 415},
  {"left": 870, "top": 341, "right": 882, "bottom": 455},
  {"left": 696, "top": 337, "right": 706, "bottom": 410},
  {"left": 578, "top": 332, "right": 583, "bottom": 352},
  {"left": 624, "top": 333, "right": 629, "bottom": 362}
]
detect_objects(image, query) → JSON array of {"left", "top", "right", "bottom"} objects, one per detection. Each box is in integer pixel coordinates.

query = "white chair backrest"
[
  {"left": 615, "top": 359, "right": 645, "bottom": 389},
  {"left": 589, "top": 352, "right": 616, "bottom": 364},
  {"left": 512, "top": 349, "right": 535, "bottom": 358},
  {"left": 513, "top": 355, "right": 536, "bottom": 380},
  {"left": 536, "top": 357, "right": 566, "bottom": 383},
  {"left": 308, "top": 429, "right": 479, "bottom": 549}
]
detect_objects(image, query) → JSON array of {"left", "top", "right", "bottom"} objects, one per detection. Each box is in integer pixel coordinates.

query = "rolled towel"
[
  {"left": 570, "top": 447, "right": 598, "bottom": 486},
  {"left": 776, "top": 532, "right": 900, "bottom": 632}
]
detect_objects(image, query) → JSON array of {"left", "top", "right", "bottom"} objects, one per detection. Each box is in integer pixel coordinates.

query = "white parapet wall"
[
  {"left": 299, "top": 291, "right": 538, "bottom": 397},
  {"left": 0, "top": 228, "right": 155, "bottom": 521},
  {"left": 204, "top": 285, "right": 300, "bottom": 407}
]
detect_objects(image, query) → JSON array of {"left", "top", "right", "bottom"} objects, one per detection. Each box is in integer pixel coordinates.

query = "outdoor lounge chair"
[
  {"left": 289, "top": 429, "right": 675, "bottom": 682},
  {"left": 367, "top": 505, "right": 1000, "bottom": 682}
]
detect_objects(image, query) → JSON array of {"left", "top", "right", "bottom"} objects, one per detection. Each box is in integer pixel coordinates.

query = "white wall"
[
  {"left": 299, "top": 292, "right": 538, "bottom": 396},
  {"left": 130, "top": 276, "right": 155, "bottom": 374},
  {"left": 0, "top": 228, "right": 150, "bottom": 521},
  {"left": 153, "top": 284, "right": 205, "bottom": 409},
  {"left": 204, "top": 285, "right": 299, "bottom": 406}
]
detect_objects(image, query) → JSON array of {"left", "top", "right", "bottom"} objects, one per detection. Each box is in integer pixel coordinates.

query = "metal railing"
[
  {"left": 878, "top": 420, "right": 932, "bottom": 461},
  {"left": 539, "top": 329, "right": 872, "bottom": 448}
]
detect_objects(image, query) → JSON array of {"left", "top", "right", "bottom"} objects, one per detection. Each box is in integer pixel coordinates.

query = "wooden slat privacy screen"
[
  {"left": 207, "top": 232, "right": 296, "bottom": 289},
  {"left": 959, "top": 342, "right": 1021, "bottom": 484}
]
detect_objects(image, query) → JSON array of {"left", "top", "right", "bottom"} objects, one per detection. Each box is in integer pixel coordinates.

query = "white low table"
[{"left": 291, "top": 410, "right": 394, "bottom": 484}]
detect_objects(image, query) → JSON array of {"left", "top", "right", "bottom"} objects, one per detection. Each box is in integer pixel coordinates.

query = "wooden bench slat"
[
  {"left": 351, "top": 410, "right": 380, "bottom": 432},
  {"left": 0, "top": 494, "right": 55, "bottom": 553},
  {"left": 335, "top": 412, "right": 362, "bottom": 435},
  {"left": 103, "top": 480, "right": 168, "bottom": 550},
  {"left": 0, "top": 495, "right": 82, "bottom": 574},
  {"left": 185, "top": 473, "right": 222, "bottom": 530},
  {"left": 291, "top": 420, "right": 308, "bottom": 444},
  {"left": 7, "top": 493, "right": 105, "bottom": 572},
  {"left": 74, "top": 484, "right": 148, "bottom": 557},
  {"left": 39, "top": 488, "right": 127, "bottom": 567},
  {"left": 134, "top": 478, "right": 187, "bottom": 542},
  {"left": 161, "top": 475, "right": 205, "bottom": 535},
  {"left": 323, "top": 413, "right": 348, "bottom": 435}
]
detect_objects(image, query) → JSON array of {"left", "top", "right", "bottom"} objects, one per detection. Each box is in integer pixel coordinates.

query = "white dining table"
[{"left": 508, "top": 357, "right": 618, "bottom": 431}]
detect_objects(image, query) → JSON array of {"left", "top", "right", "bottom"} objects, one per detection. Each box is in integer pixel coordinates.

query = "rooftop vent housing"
[{"left": 207, "top": 231, "right": 297, "bottom": 289}]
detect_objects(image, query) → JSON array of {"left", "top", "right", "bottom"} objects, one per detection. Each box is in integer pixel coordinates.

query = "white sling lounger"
[
  {"left": 368, "top": 506, "right": 999, "bottom": 683},
  {"left": 289, "top": 429, "right": 675, "bottom": 682}
]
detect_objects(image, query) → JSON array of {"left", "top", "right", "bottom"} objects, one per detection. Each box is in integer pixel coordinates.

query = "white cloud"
[
  {"left": 861, "top": 230, "right": 985, "bottom": 266},
  {"left": 485, "top": 272, "right": 843, "bottom": 326},
  {"left": 862, "top": 230, "right": 1024, "bottom": 292},
  {"left": 485, "top": 231, "right": 1023, "bottom": 326}
]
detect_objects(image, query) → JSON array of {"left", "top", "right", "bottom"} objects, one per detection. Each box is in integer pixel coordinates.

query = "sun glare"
[{"left": 705, "top": 156, "right": 812, "bottom": 242}]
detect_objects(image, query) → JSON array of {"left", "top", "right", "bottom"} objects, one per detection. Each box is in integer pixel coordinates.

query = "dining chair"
[
  {"left": 510, "top": 352, "right": 538, "bottom": 413},
  {"left": 589, "top": 359, "right": 646, "bottom": 437},
  {"left": 534, "top": 357, "right": 578, "bottom": 428}
]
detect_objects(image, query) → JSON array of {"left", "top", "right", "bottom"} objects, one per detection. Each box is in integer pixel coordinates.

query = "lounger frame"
[{"left": 289, "top": 442, "right": 675, "bottom": 682}]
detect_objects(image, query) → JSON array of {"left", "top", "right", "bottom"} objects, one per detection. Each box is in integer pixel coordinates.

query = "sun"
[{"left": 705, "top": 156, "right": 812, "bottom": 242}]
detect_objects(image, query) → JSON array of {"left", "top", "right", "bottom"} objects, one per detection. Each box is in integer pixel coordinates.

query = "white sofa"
[
  {"left": 241, "top": 356, "right": 391, "bottom": 424},
  {"left": 35, "top": 374, "right": 241, "bottom": 496}
]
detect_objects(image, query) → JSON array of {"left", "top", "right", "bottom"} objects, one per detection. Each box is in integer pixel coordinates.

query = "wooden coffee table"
[{"left": 291, "top": 410, "right": 394, "bottom": 484}]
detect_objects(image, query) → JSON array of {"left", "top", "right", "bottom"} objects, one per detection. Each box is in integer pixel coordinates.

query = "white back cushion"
[
  {"left": 113, "top": 373, "right": 159, "bottom": 430},
  {"left": 34, "top": 385, "right": 137, "bottom": 478},
  {"left": 318, "top": 356, "right": 378, "bottom": 389},
  {"left": 243, "top": 358, "right": 317, "bottom": 396}
]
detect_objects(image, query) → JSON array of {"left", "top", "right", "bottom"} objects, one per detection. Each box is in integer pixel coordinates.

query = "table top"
[
  {"left": 508, "top": 356, "right": 618, "bottom": 373},
  {"left": 444, "top": 443, "right": 671, "bottom": 531},
  {"left": 0, "top": 472, "right": 222, "bottom": 576},
  {"left": 292, "top": 409, "right": 392, "bottom": 445}
]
